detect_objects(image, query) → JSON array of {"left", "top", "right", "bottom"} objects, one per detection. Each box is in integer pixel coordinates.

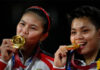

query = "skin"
[
  {"left": 54, "top": 17, "right": 100, "bottom": 67},
  {"left": 0, "top": 12, "right": 48, "bottom": 63}
]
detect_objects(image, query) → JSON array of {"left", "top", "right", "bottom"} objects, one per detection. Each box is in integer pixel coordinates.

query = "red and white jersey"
[
  {"left": 0, "top": 50, "right": 65, "bottom": 70},
  {"left": 0, "top": 51, "right": 54, "bottom": 70}
]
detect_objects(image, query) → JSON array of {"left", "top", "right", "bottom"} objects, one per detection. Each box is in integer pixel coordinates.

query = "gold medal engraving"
[{"left": 11, "top": 35, "right": 25, "bottom": 49}]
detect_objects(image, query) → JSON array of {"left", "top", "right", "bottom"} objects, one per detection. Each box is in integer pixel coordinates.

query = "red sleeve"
[
  {"left": 52, "top": 68, "right": 65, "bottom": 70},
  {"left": 0, "top": 54, "right": 7, "bottom": 70},
  {"left": 0, "top": 60, "right": 7, "bottom": 70}
]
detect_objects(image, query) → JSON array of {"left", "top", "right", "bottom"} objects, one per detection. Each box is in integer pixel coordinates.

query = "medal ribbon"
[
  {"left": 71, "top": 54, "right": 96, "bottom": 70},
  {"left": 13, "top": 53, "right": 26, "bottom": 68}
]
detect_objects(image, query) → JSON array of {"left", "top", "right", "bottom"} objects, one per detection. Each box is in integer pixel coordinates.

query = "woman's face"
[
  {"left": 16, "top": 12, "right": 46, "bottom": 49},
  {"left": 70, "top": 17, "right": 100, "bottom": 55}
]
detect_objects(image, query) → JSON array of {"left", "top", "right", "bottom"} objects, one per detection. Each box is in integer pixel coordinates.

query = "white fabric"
[
  {"left": 0, "top": 59, "right": 8, "bottom": 64},
  {"left": 53, "top": 59, "right": 97, "bottom": 70},
  {"left": 4, "top": 56, "right": 53, "bottom": 70},
  {"left": 0, "top": 49, "right": 54, "bottom": 70},
  {"left": 53, "top": 64, "right": 65, "bottom": 69}
]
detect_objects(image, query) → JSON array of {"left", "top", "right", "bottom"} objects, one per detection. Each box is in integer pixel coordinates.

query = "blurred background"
[{"left": 0, "top": 0, "right": 99, "bottom": 56}]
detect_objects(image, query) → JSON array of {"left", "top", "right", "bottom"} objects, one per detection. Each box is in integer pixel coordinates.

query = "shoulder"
[
  {"left": 40, "top": 53, "right": 54, "bottom": 61},
  {"left": 36, "top": 52, "right": 54, "bottom": 69}
]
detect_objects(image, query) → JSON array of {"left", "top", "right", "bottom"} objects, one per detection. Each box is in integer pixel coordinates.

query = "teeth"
[
  {"left": 78, "top": 43, "right": 85, "bottom": 45},
  {"left": 78, "top": 42, "right": 87, "bottom": 47}
]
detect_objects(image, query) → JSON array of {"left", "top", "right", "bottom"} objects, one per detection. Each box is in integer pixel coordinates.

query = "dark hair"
[
  {"left": 23, "top": 6, "right": 50, "bottom": 33},
  {"left": 69, "top": 5, "right": 100, "bottom": 30}
]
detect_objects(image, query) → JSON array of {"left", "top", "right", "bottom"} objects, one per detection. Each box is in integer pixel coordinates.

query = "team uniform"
[{"left": 53, "top": 50, "right": 100, "bottom": 70}]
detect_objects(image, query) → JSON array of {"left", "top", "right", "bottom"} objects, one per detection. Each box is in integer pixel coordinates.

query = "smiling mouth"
[
  {"left": 78, "top": 42, "right": 87, "bottom": 49},
  {"left": 66, "top": 41, "right": 87, "bottom": 50}
]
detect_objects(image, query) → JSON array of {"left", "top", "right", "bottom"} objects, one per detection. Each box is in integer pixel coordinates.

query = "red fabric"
[
  {"left": 13, "top": 48, "right": 40, "bottom": 69},
  {"left": 0, "top": 52, "right": 65, "bottom": 70},
  {"left": 0, "top": 61, "right": 7, "bottom": 70},
  {"left": 71, "top": 54, "right": 96, "bottom": 70},
  {"left": 41, "top": 57, "right": 53, "bottom": 70},
  {"left": 0, "top": 54, "right": 7, "bottom": 70},
  {"left": 37, "top": 53, "right": 53, "bottom": 70},
  {"left": 13, "top": 53, "right": 26, "bottom": 68},
  {"left": 52, "top": 68, "right": 65, "bottom": 70},
  {"left": 29, "top": 6, "right": 50, "bottom": 31},
  {"left": 40, "top": 53, "right": 54, "bottom": 61},
  {"left": 37, "top": 53, "right": 65, "bottom": 70}
]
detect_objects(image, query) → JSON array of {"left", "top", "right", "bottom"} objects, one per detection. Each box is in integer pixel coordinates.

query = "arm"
[
  {"left": 0, "top": 59, "right": 7, "bottom": 70},
  {"left": 0, "top": 39, "right": 17, "bottom": 69}
]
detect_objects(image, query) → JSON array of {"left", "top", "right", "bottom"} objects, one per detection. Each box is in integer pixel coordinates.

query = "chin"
[{"left": 77, "top": 49, "right": 89, "bottom": 55}]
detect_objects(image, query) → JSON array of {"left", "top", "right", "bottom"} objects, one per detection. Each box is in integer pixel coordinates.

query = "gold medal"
[
  {"left": 66, "top": 40, "right": 80, "bottom": 50},
  {"left": 97, "top": 58, "right": 100, "bottom": 70},
  {"left": 11, "top": 35, "right": 25, "bottom": 49}
]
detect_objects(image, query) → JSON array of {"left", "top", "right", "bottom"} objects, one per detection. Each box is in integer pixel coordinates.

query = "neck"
[
  {"left": 84, "top": 50, "right": 99, "bottom": 65},
  {"left": 21, "top": 45, "right": 38, "bottom": 62}
]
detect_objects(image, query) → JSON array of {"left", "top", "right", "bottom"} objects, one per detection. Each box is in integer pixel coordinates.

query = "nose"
[
  {"left": 20, "top": 26, "right": 29, "bottom": 36},
  {"left": 75, "top": 32, "right": 84, "bottom": 40}
]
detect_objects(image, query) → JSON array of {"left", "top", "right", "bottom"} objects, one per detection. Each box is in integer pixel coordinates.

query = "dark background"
[{"left": 0, "top": 0, "right": 99, "bottom": 56}]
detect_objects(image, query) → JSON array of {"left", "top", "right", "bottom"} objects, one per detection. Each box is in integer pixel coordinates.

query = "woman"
[
  {"left": 53, "top": 5, "right": 100, "bottom": 70},
  {"left": 0, "top": 6, "right": 54, "bottom": 70}
]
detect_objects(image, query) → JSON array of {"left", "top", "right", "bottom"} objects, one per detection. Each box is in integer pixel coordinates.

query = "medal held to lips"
[
  {"left": 66, "top": 41, "right": 80, "bottom": 50},
  {"left": 11, "top": 35, "right": 25, "bottom": 49},
  {"left": 97, "top": 58, "right": 100, "bottom": 70}
]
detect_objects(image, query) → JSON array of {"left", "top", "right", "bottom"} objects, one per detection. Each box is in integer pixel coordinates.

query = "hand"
[
  {"left": 54, "top": 45, "right": 68, "bottom": 67},
  {"left": 0, "top": 39, "right": 17, "bottom": 62}
]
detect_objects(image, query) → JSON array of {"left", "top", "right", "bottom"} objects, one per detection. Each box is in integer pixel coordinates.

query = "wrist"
[
  {"left": 1, "top": 57, "right": 9, "bottom": 63},
  {"left": 53, "top": 64, "right": 65, "bottom": 69}
]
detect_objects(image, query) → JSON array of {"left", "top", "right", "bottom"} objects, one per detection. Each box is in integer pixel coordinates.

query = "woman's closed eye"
[
  {"left": 71, "top": 31, "right": 76, "bottom": 35},
  {"left": 30, "top": 26, "right": 37, "bottom": 30},
  {"left": 20, "top": 23, "right": 25, "bottom": 26}
]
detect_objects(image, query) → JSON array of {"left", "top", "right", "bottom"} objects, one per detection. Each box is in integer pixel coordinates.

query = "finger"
[
  {"left": 6, "top": 47, "right": 17, "bottom": 53},
  {"left": 59, "top": 50, "right": 67, "bottom": 57},
  {"left": 2, "top": 39, "right": 11, "bottom": 46},
  {"left": 1, "top": 40, "right": 13, "bottom": 50},
  {"left": 2, "top": 39, "right": 7, "bottom": 45},
  {"left": 0, "top": 46, "right": 1, "bottom": 50},
  {"left": 8, "top": 39, "right": 13, "bottom": 45},
  {"left": 55, "top": 50, "right": 66, "bottom": 60},
  {"left": 59, "top": 46, "right": 68, "bottom": 55},
  {"left": 5, "top": 39, "right": 13, "bottom": 46},
  {"left": 0, "top": 47, "right": 1, "bottom": 52},
  {"left": 2, "top": 51, "right": 12, "bottom": 62},
  {"left": 59, "top": 45, "right": 68, "bottom": 52},
  {"left": 61, "top": 56, "right": 67, "bottom": 65},
  {"left": 5, "top": 43, "right": 13, "bottom": 48}
]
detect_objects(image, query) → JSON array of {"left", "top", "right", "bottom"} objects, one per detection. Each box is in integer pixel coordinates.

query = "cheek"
[
  {"left": 26, "top": 32, "right": 42, "bottom": 45},
  {"left": 70, "top": 36, "right": 74, "bottom": 43},
  {"left": 84, "top": 33, "right": 95, "bottom": 41},
  {"left": 84, "top": 35, "right": 90, "bottom": 40},
  {"left": 16, "top": 26, "right": 22, "bottom": 34},
  {"left": 28, "top": 32, "right": 42, "bottom": 40},
  {"left": 84, "top": 34, "right": 98, "bottom": 50}
]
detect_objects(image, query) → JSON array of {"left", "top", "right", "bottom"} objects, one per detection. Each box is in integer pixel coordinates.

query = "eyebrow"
[
  {"left": 80, "top": 26, "right": 88, "bottom": 29},
  {"left": 20, "top": 20, "right": 39, "bottom": 28},
  {"left": 71, "top": 26, "right": 88, "bottom": 30},
  {"left": 31, "top": 24, "right": 38, "bottom": 28},
  {"left": 20, "top": 20, "right": 26, "bottom": 23}
]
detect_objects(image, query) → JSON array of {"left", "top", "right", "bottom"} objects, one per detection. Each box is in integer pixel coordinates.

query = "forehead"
[
  {"left": 71, "top": 17, "right": 95, "bottom": 29},
  {"left": 21, "top": 12, "right": 44, "bottom": 25}
]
